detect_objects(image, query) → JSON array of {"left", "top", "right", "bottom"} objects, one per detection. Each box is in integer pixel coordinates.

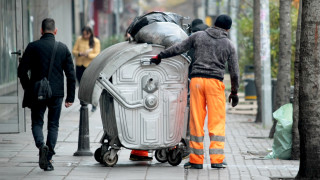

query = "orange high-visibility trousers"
[
  {"left": 189, "top": 77, "right": 226, "bottom": 165},
  {"left": 131, "top": 150, "right": 148, "bottom": 157}
]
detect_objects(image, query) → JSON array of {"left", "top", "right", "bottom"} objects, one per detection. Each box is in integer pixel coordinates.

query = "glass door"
[{"left": 0, "top": 0, "right": 25, "bottom": 133}]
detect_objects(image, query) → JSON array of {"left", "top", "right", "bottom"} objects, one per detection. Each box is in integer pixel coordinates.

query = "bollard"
[{"left": 74, "top": 101, "right": 93, "bottom": 156}]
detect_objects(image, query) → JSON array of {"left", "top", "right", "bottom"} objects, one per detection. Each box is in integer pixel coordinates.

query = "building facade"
[{"left": 0, "top": 0, "right": 73, "bottom": 133}]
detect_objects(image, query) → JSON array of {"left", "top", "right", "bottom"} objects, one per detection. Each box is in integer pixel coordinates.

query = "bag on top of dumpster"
[
  {"left": 265, "top": 103, "right": 293, "bottom": 160},
  {"left": 134, "top": 22, "right": 188, "bottom": 48},
  {"left": 126, "top": 11, "right": 185, "bottom": 38}
]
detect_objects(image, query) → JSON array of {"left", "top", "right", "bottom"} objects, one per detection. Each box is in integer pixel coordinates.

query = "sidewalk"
[{"left": 0, "top": 96, "right": 299, "bottom": 180}]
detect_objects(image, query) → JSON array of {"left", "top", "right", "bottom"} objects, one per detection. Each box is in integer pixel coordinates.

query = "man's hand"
[
  {"left": 65, "top": 102, "right": 73, "bottom": 108},
  {"left": 228, "top": 91, "right": 239, "bottom": 107},
  {"left": 150, "top": 55, "right": 161, "bottom": 65}
]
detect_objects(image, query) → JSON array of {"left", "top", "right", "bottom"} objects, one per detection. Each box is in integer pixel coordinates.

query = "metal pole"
[
  {"left": 229, "top": 0, "right": 238, "bottom": 53},
  {"left": 260, "top": 0, "right": 272, "bottom": 128},
  {"left": 74, "top": 101, "right": 93, "bottom": 156}
]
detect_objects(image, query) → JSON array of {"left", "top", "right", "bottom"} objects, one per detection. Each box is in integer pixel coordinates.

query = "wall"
[
  {"left": 28, "top": 0, "right": 73, "bottom": 51},
  {"left": 49, "top": 0, "right": 73, "bottom": 50}
]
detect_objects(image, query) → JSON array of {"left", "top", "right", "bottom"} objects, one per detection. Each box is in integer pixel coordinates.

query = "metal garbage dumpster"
[{"left": 78, "top": 22, "right": 190, "bottom": 167}]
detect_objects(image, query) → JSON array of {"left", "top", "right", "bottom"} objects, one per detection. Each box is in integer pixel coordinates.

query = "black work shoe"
[
  {"left": 44, "top": 161, "right": 54, "bottom": 171},
  {"left": 129, "top": 154, "right": 153, "bottom": 161},
  {"left": 184, "top": 162, "right": 203, "bottom": 169},
  {"left": 211, "top": 162, "right": 227, "bottom": 168},
  {"left": 39, "top": 145, "right": 49, "bottom": 169}
]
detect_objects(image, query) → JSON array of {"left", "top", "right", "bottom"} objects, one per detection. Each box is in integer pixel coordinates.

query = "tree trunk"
[
  {"left": 291, "top": 0, "right": 301, "bottom": 161},
  {"left": 296, "top": 0, "right": 320, "bottom": 179},
  {"left": 253, "top": 0, "right": 262, "bottom": 123},
  {"left": 269, "top": 0, "right": 292, "bottom": 138}
]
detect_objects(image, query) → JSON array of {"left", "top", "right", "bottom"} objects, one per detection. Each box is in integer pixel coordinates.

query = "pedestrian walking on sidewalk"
[
  {"left": 72, "top": 26, "right": 100, "bottom": 112},
  {"left": 18, "top": 18, "right": 76, "bottom": 171},
  {"left": 150, "top": 14, "right": 240, "bottom": 169}
]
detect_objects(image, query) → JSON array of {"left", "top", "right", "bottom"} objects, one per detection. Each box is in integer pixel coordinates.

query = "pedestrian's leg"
[
  {"left": 76, "top": 65, "right": 85, "bottom": 85},
  {"left": 31, "top": 102, "right": 49, "bottom": 170},
  {"left": 46, "top": 97, "right": 63, "bottom": 161},
  {"left": 206, "top": 79, "right": 226, "bottom": 166},
  {"left": 188, "top": 78, "right": 206, "bottom": 166},
  {"left": 31, "top": 103, "right": 47, "bottom": 148}
]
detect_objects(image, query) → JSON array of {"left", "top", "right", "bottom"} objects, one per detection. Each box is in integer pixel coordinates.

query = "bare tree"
[
  {"left": 296, "top": 0, "right": 320, "bottom": 178},
  {"left": 291, "top": 0, "right": 301, "bottom": 160},
  {"left": 269, "top": 0, "right": 292, "bottom": 138},
  {"left": 253, "top": 0, "right": 262, "bottom": 123}
]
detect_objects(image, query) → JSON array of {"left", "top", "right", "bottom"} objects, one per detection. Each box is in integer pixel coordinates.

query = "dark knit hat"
[{"left": 214, "top": 14, "right": 232, "bottom": 30}]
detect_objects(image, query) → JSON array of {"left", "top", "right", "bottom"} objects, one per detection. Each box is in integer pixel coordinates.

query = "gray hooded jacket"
[{"left": 159, "top": 27, "right": 239, "bottom": 93}]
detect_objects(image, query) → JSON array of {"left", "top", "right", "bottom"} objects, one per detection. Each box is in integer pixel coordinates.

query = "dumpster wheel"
[
  {"left": 94, "top": 147, "right": 103, "bottom": 164},
  {"left": 103, "top": 151, "right": 118, "bottom": 167},
  {"left": 155, "top": 149, "right": 168, "bottom": 163},
  {"left": 167, "top": 149, "right": 182, "bottom": 166}
]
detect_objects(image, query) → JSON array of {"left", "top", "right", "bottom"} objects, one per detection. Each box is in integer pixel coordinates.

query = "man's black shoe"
[
  {"left": 39, "top": 145, "right": 49, "bottom": 169},
  {"left": 44, "top": 161, "right": 54, "bottom": 171},
  {"left": 129, "top": 154, "right": 153, "bottom": 161},
  {"left": 211, "top": 162, "right": 227, "bottom": 168},
  {"left": 184, "top": 162, "right": 203, "bottom": 169}
]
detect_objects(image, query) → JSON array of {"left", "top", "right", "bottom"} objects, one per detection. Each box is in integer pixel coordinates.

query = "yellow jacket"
[{"left": 72, "top": 36, "right": 101, "bottom": 67}]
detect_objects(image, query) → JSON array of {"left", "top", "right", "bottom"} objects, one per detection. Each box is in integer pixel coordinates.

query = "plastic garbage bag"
[
  {"left": 126, "top": 11, "right": 185, "bottom": 38},
  {"left": 134, "top": 22, "right": 188, "bottom": 48},
  {"left": 265, "top": 103, "right": 293, "bottom": 160}
]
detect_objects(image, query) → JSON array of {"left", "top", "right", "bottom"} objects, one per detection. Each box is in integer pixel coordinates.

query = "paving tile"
[{"left": 0, "top": 97, "right": 300, "bottom": 180}]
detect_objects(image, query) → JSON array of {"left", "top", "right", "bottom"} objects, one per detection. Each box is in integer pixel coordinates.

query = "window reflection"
[{"left": 0, "top": 0, "right": 17, "bottom": 97}]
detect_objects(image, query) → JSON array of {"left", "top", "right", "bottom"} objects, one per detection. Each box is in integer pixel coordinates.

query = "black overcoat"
[{"left": 18, "top": 33, "right": 76, "bottom": 108}]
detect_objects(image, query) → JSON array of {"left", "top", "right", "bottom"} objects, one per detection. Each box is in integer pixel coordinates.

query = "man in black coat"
[{"left": 18, "top": 18, "right": 76, "bottom": 171}]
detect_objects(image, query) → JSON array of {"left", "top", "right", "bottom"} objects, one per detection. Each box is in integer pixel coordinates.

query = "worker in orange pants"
[
  {"left": 188, "top": 78, "right": 227, "bottom": 168},
  {"left": 150, "top": 14, "right": 240, "bottom": 169},
  {"left": 129, "top": 150, "right": 152, "bottom": 161}
]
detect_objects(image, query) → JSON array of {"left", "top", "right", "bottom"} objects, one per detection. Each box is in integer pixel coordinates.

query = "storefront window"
[{"left": 0, "top": 0, "right": 18, "bottom": 97}]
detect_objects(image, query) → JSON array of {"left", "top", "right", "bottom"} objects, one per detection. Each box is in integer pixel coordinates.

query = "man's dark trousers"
[{"left": 31, "top": 97, "right": 63, "bottom": 161}]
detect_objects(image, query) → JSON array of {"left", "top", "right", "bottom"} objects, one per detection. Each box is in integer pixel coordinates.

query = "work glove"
[
  {"left": 150, "top": 55, "right": 161, "bottom": 65},
  {"left": 228, "top": 91, "right": 239, "bottom": 107}
]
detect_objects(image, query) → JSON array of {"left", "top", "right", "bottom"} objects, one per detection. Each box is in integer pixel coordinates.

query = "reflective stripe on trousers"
[{"left": 189, "top": 77, "right": 226, "bottom": 164}]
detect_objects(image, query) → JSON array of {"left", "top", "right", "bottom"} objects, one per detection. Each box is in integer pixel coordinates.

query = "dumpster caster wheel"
[
  {"left": 155, "top": 149, "right": 167, "bottom": 163},
  {"left": 167, "top": 149, "right": 182, "bottom": 166},
  {"left": 94, "top": 147, "right": 103, "bottom": 163},
  {"left": 103, "top": 151, "right": 118, "bottom": 167}
]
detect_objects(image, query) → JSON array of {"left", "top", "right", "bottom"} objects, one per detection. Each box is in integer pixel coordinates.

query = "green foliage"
[
  {"left": 100, "top": 35, "right": 125, "bottom": 50},
  {"left": 237, "top": 5, "right": 254, "bottom": 80},
  {"left": 237, "top": 0, "right": 299, "bottom": 85}
]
